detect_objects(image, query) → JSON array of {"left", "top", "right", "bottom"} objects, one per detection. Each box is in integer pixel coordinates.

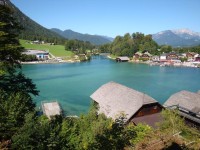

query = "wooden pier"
[{"left": 41, "top": 101, "right": 62, "bottom": 119}]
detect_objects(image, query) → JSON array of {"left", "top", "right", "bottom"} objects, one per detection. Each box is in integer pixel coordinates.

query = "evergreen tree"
[{"left": 0, "top": 2, "right": 38, "bottom": 141}]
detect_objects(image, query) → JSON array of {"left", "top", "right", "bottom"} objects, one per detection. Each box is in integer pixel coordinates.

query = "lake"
[{"left": 22, "top": 55, "right": 200, "bottom": 115}]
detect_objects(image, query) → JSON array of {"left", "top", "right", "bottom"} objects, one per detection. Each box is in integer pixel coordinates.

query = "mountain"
[
  {"left": 51, "top": 28, "right": 112, "bottom": 45},
  {"left": 6, "top": 0, "right": 65, "bottom": 44},
  {"left": 152, "top": 29, "right": 200, "bottom": 47}
]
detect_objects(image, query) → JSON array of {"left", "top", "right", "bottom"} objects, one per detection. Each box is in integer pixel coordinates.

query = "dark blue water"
[{"left": 22, "top": 56, "right": 200, "bottom": 115}]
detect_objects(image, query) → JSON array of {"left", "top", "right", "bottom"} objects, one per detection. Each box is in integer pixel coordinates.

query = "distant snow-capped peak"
[{"left": 172, "top": 28, "right": 200, "bottom": 37}]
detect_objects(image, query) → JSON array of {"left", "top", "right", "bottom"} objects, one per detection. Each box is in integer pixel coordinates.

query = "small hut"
[
  {"left": 164, "top": 90, "right": 200, "bottom": 126},
  {"left": 90, "top": 82, "right": 163, "bottom": 127},
  {"left": 41, "top": 101, "right": 62, "bottom": 119},
  {"left": 116, "top": 56, "right": 130, "bottom": 62}
]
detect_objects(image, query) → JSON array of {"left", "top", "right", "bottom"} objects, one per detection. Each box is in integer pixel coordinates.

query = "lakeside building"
[
  {"left": 23, "top": 49, "right": 49, "bottom": 60},
  {"left": 134, "top": 52, "right": 142, "bottom": 60},
  {"left": 133, "top": 51, "right": 152, "bottom": 61},
  {"left": 195, "top": 54, "right": 200, "bottom": 62},
  {"left": 186, "top": 52, "right": 196, "bottom": 61},
  {"left": 90, "top": 81, "right": 163, "bottom": 127},
  {"left": 116, "top": 56, "right": 130, "bottom": 62},
  {"left": 141, "top": 51, "right": 152, "bottom": 60},
  {"left": 41, "top": 101, "right": 62, "bottom": 119},
  {"left": 164, "top": 90, "right": 200, "bottom": 128}
]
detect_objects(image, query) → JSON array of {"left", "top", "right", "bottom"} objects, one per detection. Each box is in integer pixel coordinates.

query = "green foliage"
[
  {"left": 0, "top": 4, "right": 24, "bottom": 73},
  {"left": 101, "top": 32, "right": 159, "bottom": 57},
  {"left": 65, "top": 39, "right": 95, "bottom": 55},
  {"left": 128, "top": 123, "right": 152, "bottom": 146},
  {"left": 157, "top": 109, "right": 185, "bottom": 134},
  {"left": 21, "top": 54, "right": 37, "bottom": 62},
  {"left": 0, "top": 4, "right": 38, "bottom": 143},
  {"left": 173, "top": 45, "right": 200, "bottom": 54},
  {"left": 0, "top": 90, "right": 35, "bottom": 140}
]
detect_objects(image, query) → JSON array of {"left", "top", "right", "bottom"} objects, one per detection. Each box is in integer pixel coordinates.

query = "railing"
[{"left": 165, "top": 105, "right": 200, "bottom": 119}]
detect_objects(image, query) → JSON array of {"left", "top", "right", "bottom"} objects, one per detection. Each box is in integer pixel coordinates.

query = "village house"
[
  {"left": 90, "top": 82, "right": 163, "bottom": 127},
  {"left": 152, "top": 55, "right": 160, "bottom": 62},
  {"left": 186, "top": 52, "right": 196, "bottom": 61},
  {"left": 23, "top": 49, "right": 49, "bottom": 60},
  {"left": 133, "top": 52, "right": 142, "bottom": 60},
  {"left": 164, "top": 90, "right": 200, "bottom": 128},
  {"left": 141, "top": 51, "right": 152, "bottom": 60},
  {"left": 159, "top": 53, "right": 167, "bottom": 62},
  {"left": 133, "top": 51, "right": 152, "bottom": 61},
  {"left": 194, "top": 54, "right": 200, "bottom": 62},
  {"left": 116, "top": 56, "right": 130, "bottom": 62},
  {"left": 166, "top": 52, "right": 179, "bottom": 61}
]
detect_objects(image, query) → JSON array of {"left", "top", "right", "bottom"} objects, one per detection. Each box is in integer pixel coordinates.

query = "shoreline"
[
  {"left": 107, "top": 55, "right": 200, "bottom": 68},
  {"left": 21, "top": 59, "right": 80, "bottom": 65}
]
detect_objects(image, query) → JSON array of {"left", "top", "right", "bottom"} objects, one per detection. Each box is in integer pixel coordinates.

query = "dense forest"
[
  {"left": 1, "top": 2, "right": 200, "bottom": 150},
  {"left": 99, "top": 33, "right": 200, "bottom": 57},
  {"left": 65, "top": 39, "right": 95, "bottom": 54}
]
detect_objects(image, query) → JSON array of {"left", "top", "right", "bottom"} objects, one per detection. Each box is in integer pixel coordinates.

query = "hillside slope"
[
  {"left": 51, "top": 28, "right": 112, "bottom": 45},
  {"left": 7, "top": 0, "right": 65, "bottom": 44}
]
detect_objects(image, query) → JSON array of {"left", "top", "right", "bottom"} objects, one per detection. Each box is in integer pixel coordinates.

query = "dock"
[{"left": 41, "top": 101, "right": 62, "bottom": 119}]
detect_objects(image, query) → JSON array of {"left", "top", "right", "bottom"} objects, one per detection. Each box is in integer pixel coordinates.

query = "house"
[
  {"left": 164, "top": 90, "right": 200, "bottom": 127},
  {"left": 186, "top": 52, "right": 196, "bottom": 61},
  {"left": 116, "top": 56, "right": 130, "bottom": 62},
  {"left": 23, "top": 50, "right": 49, "bottom": 60},
  {"left": 152, "top": 55, "right": 160, "bottom": 62},
  {"left": 160, "top": 53, "right": 167, "bottom": 62},
  {"left": 166, "top": 52, "right": 179, "bottom": 61},
  {"left": 141, "top": 52, "right": 152, "bottom": 60},
  {"left": 133, "top": 52, "right": 142, "bottom": 60},
  {"left": 195, "top": 54, "right": 200, "bottom": 62},
  {"left": 90, "top": 82, "right": 163, "bottom": 127}
]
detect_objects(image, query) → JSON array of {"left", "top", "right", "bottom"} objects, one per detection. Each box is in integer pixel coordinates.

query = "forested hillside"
[
  {"left": 51, "top": 28, "right": 112, "bottom": 45},
  {"left": 7, "top": 0, "right": 65, "bottom": 44}
]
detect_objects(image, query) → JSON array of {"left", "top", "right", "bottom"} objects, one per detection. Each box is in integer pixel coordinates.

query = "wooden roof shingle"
[
  {"left": 90, "top": 82, "right": 157, "bottom": 121},
  {"left": 164, "top": 90, "right": 200, "bottom": 114}
]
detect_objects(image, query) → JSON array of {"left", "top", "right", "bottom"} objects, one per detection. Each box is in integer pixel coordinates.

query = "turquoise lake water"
[{"left": 22, "top": 56, "right": 200, "bottom": 116}]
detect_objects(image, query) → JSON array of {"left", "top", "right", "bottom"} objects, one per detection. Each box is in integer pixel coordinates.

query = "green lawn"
[{"left": 20, "top": 40, "right": 74, "bottom": 57}]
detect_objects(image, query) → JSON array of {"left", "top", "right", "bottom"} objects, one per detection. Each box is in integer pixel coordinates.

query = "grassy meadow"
[{"left": 20, "top": 40, "right": 74, "bottom": 57}]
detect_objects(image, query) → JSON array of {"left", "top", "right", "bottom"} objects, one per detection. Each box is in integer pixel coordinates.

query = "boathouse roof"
[
  {"left": 164, "top": 90, "right": 200, "bottom": 124},
  {"left": 164, "top": 90, "right": 200, "bottom": 112},
  {"left": 116, "top": 56, "right": 130, "bottom": 61},
  {"left": 41, "top": 101, "right": 62, "bottom": 119},
  {"left": 90, "top": 81, "right": 157, "bottom": 122}
]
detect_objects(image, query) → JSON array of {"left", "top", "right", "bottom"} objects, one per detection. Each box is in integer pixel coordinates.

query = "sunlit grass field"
[{"left": 20, "top": 40, "right": 74, "bottom": 57}]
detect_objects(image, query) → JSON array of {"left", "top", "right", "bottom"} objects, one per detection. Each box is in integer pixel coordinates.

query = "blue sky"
[{"left": 11, "top": 0, "right": 200, "bottom": 38}]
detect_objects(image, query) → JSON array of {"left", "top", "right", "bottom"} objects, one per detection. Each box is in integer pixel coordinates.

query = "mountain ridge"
[
  {"left": 152, "top": 29, "right": 200, "bottom": 47},
  {"left": 51, "top": 28, "right": 113, "bottom": 45},
  {"left": 6, "top": 1, "right": 65, "bottom": 44}
]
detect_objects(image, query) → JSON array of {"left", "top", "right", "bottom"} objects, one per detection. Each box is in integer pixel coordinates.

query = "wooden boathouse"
[
  {"left": 164, "top": 90, "right": 200, "bottom": 128},
  {"left": 116, "top": 56, "right": 130, "bottom": 62},
  {"left": 41, "top": 101, "right": 62, "bottom": 119},
  {"left": 90, "top": 81, "right": 163, "bottom": 127}
]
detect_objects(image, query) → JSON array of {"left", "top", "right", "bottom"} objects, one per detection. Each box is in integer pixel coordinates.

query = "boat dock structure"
[{"left": 41, "top": 101, "right": 62, "bottom": 119}]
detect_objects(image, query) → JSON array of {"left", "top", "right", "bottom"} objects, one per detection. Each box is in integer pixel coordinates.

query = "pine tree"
[{"left": 0, "top": 1, "right": 39, "bottom": 141}]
